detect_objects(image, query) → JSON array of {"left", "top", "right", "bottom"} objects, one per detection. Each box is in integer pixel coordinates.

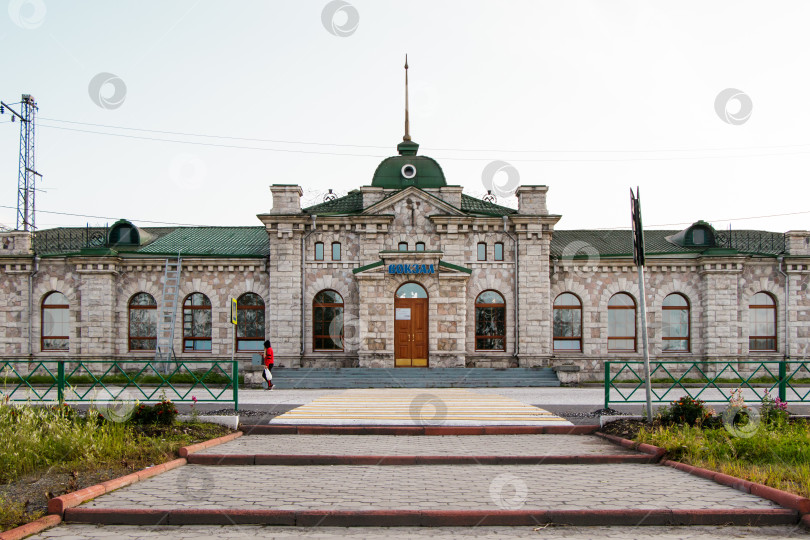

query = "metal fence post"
[
  {"left": 232, "top": 360, "right": 239, "bottom": 412},
  {"left": 57, "top": 360, "right": 65, "bottom": 405},
  {"left": 604, "top": 362, "right": 610, "bottom": 410},
  {"left": 779, "top": 359, "right": 787, "bottom": 402}
]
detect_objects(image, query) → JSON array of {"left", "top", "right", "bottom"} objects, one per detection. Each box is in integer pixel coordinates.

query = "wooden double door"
[{"left": 394, "top": 297, "right": 428, "bottom": 367}]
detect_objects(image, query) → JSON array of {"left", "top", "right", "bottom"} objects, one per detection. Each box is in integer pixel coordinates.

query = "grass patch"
[
  {"left": 0, "top": 403, "right": 232, "bottom": 532},
  {"left": 636, "top": 420, "right": 810, "bottom": 499}
]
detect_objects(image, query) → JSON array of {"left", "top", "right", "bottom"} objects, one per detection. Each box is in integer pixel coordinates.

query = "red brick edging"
[
  {"left": 178, "top": 431, "right": 243, "bottom": 458},
  {"left": 662, "top": 460, "right": 810, "bottom": 515},
  {"left": 63, "top": 507, "right": 797, "bottom": 527},
  {"left": 240, "top": 425, "right": 599, "bottom": 436},
  {"left": 188, "top": 453, "right": 656, "bottom": 466},
  {"left": 596, "top": 431, "right": 810, "bottom": 520},
  {"left": 593, "top": 431, "right": 666, "bottom": 460},
  {"left": 0, "top": 514, "right": 61, "bottom": 540},
  {"left": 47, "top": 458, "right": 187, "bottom": 516}
]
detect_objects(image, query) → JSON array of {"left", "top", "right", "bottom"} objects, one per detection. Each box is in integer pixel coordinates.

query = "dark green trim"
[
  {"left": 439, "top": 260, "right": 472, "bottom": 274},
  {"left": 352, "top": 261, "right": 384, "bottom": 274}
]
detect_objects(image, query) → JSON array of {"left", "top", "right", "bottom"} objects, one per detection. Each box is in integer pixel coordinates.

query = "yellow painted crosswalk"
[{"left": 272, "top": 388, "right": 572, "bottom": 426}]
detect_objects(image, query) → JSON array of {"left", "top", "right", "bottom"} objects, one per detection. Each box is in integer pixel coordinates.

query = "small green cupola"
[{"left": 370, "top": 55, "right": 447, "bottom": 189}]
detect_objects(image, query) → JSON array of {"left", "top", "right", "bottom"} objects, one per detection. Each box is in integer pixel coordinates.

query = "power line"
[
  {"left": 39, "top": 116, "right": 810, "bottom": 154},
  {"left": 0, "top": 204, "right": 212, "bottom": 227},
  {"left": 595, "top": 209, "right": 810, "bottom": 230},
  {"left": 37, "top": 123, "right": 810, "bottom": 162},
  {"left": 1, "top": 204, "right": 806, "bottom": 232}
]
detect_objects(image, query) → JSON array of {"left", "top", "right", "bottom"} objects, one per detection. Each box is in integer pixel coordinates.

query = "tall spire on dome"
[{"left": 403, "top": 54, "right": 411, "bottom": 142}]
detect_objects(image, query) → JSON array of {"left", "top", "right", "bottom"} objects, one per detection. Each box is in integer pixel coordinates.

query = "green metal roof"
[
  {"left": 304, "top": 190, "right": 364, "bottom": 215},
  {"left": 550, "top": 229, "right": 786, "bottom": 258},
  {"left": 371, "top": 154, "right": 447, "bottom": 189},
  {"left": 460, "top": 194, "right": 517, "bottom": 216},
  {"left": 303, "top": 189, "right": 516, "bottom": 217},
  {"left": 137, "top": 227, "right": 270, "bottom": 257},
  {"left": 33, "top": 226, "right": 269, "bottom": 257}
]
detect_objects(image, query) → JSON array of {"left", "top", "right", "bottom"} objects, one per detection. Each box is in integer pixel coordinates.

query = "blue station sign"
[{"left": 388, "top": 264, "right": 435, "bottom": 275}]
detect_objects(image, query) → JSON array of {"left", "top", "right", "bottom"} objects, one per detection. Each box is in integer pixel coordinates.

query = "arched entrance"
[{"left": 394, "top": 282, "right": 428, "bottom": 367}]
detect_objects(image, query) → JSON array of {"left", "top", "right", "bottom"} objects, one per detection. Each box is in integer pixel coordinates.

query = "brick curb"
[
  {"left": 240, "top": 425, "right": 599, "bottom": 436},
  {"left": 63, "top": 507, "right": 798, "bottom": 527},
  {"left": 595, "top": 431, "right": 810, "bottom": 518},
  {"left": 0, "top": 514, "right": 61, "bottom": 540},
  {"left": 178, "top": 431, "right": 243, "bottom": 458},
  {"left": 593, "top": 432, "right": 666, "bottom": 460},
  {"left": 187, "top": 453, "right": 656, "bottom": 466},
  {"left": 47, "top": 458, "right": 187, "bottom": 516},
  {"left": 662, "top": 460, "right": 810, "bottom": 515}
]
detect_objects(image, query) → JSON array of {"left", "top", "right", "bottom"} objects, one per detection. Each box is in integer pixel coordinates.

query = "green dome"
[{"left": 370, "top": 140, "right": 447, "bottom": 189}]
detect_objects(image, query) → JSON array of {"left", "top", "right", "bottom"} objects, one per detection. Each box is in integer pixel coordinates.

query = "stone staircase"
[{"left": 269, "top": 367, "right": 560, "bottom": 389}]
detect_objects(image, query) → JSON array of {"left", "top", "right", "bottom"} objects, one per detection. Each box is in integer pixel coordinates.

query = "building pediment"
[{"left": 360, "top": 187, "right": 466, "bottom": 217}]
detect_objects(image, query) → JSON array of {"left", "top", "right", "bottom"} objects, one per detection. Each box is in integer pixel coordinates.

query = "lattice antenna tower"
[{"left": 1, "top": 94, "right": 39, "bottom": 231}]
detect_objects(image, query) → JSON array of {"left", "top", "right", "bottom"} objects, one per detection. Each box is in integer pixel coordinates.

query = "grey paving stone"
[
  {"left": 80, "top": 464, "right": 781, "bottom": 511},
  {"left": 194, "top": 434, "right": 640, "bottom": 457},
  {"left": 26, "top": 524, "right": 810, "bottom": 539}
]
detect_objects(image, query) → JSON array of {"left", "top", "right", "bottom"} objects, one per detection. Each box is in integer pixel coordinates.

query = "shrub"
[
  {"left": 760, "top": 389, "right": 789, "bottom": 427},
  {"left": 130, "top": 400, "right": 178, "bottom": 425},
  {"left": 658, "top": 395, "right": 713, "bottom": 426}
]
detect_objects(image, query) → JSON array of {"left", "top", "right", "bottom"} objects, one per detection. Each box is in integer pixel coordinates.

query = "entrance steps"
[{"left": 270, "top": 367, "right": 560, "bottom": 389}]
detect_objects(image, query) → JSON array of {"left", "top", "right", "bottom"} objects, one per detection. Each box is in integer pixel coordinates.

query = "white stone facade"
[{"left": 1, "top": 183, "right": 809, "bottom": 380}]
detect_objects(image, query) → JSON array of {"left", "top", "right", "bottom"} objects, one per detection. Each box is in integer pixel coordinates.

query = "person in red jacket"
[{"left": 263, "top": 340, "right": 274, "bottom": 390}]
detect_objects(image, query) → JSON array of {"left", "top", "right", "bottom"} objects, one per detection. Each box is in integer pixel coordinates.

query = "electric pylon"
[{"left": 1, "top": 94, "right": 39, "bottom": 231}]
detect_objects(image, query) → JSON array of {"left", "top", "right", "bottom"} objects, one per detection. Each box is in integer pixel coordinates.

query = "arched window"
[
  {"left": 313, "top": 290, "right": 344, "bottom": 350},
  {"left": 396, "top": 282, "right": 428, "bottom": 298},
  {"left": 494, "top": 242, "right": 504, "bottom": 261},
  {"left": 477, "top": 242, "right": 487, "bottom": 261},
  {"left": 183, "top": 293, "right": 212, "bottom": 351},
  {"left": 129, "top": 293, "right": 157, "bottom": 351},
  {"left": 332, "top": 242, "right": 341, "bottom": 261},
  {"left": 553, "top": 293, "right": 582, "bottom": 351},
  {"left": 236, "top": 293, "right": 265, "bottom": 352},
  {"left": 314, "top": 242, "right": 324, "bottom": 260},
  {"left": 608, "top": 293, "right": 636, "bottom": 351},
  {"left": 42, "top": 292, "right": 69, "bottom": 351},
  {"left": 662, "top": 294, "right": 690, "bottom": 352},
  {"left": 749, "top": 292, "right": 776, "bottom": 351},
  {"left": 415, "top": 242, "right": 425, "bottom": 252},
  {"left": 475, "top": 290, "right": 506, "bottom": 351},
  {"left": 398, "top": 242, "right": 408, "bottom": 251}
]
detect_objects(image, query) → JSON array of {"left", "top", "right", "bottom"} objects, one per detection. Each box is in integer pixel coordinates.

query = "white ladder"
[{"left": 154, "top": 254, "right": 182, "bottom": 373}]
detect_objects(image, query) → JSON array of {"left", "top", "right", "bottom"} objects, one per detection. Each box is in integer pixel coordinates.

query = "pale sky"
[{"left": 1, "top": 0, "right": 809, "bottom": 233}]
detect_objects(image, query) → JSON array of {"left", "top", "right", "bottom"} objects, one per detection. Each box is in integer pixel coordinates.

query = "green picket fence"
[
  {"left": 0, "top": 360, "right": 239, "bottom": 411},
  {"left": 604, "top": 360, "right": 810, "bottom": 409}
]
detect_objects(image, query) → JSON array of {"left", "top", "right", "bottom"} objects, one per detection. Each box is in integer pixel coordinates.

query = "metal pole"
[
  {"left": 638, "top": 265, "right": 653, "bottom": 422},
  {"left": 231, "top": 309, "right": 238, "bottom": 411},
  {"left": 57, "top": 360, "right": 64, "bottom": 405},
  {"left": 779, "top": 360, "right": 787, "bottom": 402},
  {"left": 604, "top": 361, "right": 610, "bottom": 410},
  {"left": 232, "top": 360, "right": 239, "bottom": 412}
]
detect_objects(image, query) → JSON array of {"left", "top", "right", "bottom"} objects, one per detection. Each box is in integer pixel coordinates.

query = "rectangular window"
[
  {"left": 398, "top": 242, "right": 408, "bottom": 251},
  {"left": 415, "top": 242, "right": 425, "bottom": 252},
  {"left": 314, "top": 242, "right": 324, "bottom": 260},
  {"left": 332, "top": 242, "right": 341, "bottom": 261},
  {"left": 494, "top": 242, "right": 504, "bottom": 261},
  {"left": 477, "top": 242, "right": 487, "bottom": 261}
]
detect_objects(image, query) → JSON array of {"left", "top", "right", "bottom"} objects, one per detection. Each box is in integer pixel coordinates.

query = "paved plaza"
[
  {"left": 79, "top": 462, "right": 782, "bottom": 512},
  {"left": 26, "top": 524, "right": 810, "bottom": 539},
  {"left": 192, "top": 434, "right": 639, "bottom": 457}
]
